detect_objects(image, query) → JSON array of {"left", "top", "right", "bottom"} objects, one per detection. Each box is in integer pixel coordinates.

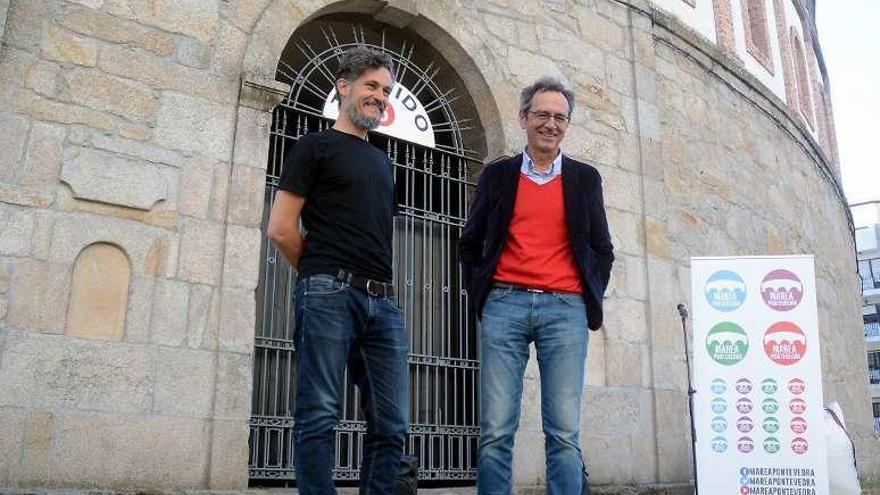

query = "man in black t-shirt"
[{"left": 267, "top": 47, "right": 407, "bottom": 495}]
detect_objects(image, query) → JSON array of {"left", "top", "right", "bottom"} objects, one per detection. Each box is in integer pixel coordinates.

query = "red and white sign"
[{"left": 323, "top": 82, "right": 436, "bottom": 149}]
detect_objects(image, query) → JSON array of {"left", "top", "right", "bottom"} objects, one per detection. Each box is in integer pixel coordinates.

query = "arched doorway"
[{"left": 249, "top": 14, "right": 486, "bottom": 484}]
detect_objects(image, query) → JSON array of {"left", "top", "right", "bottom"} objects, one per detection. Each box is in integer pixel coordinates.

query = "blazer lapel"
[{"left": 561, "top": 156, "right": 582, "bottom": 237}]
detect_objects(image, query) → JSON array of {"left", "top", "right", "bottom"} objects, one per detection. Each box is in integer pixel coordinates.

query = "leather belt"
[
  {"left": 493, "top": 282, "right": 546, "bottom": 293},
  {"left": 336, "top": 269, "right": 394, "bottom": 298}
]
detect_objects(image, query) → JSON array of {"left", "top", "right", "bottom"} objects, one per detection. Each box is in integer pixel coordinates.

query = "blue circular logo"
[
  {"left": 711, "top": 398, "right": 728, "bottom": 414},
  {"left": 711, "top": 436, "right": 728, "bottom": 453},
  {"left": 711, "top": 378, "right": 727, "bottom": 394},
  {"left": 711, "top": 416, "right": 728, "bottom": 433},
  {"left": 705, "top": 270, "right": 747, "bottom": 312}
]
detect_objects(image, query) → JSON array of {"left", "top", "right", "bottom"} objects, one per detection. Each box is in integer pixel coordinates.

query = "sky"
[{"left": 816, "top": 1, "right": 880, "bottom": 206}]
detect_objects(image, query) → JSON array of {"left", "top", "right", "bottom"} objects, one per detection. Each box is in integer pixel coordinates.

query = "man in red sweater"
[{"left": 459, "top": 77, "right": 614, "bottom": 494}]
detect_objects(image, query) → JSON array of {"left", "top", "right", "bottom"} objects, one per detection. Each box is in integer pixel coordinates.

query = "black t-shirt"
[{"left": 277, "top": 128, "right": 395, "bottom": 282}]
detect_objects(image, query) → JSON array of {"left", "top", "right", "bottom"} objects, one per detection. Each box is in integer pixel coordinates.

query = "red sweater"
[{"left": 493, "top": 175, "right": 582, "bottom": 293}]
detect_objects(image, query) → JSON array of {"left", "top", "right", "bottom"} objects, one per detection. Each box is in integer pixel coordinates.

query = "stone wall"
[{"left": 0, "top": 0, "right": 873, "bottom": 491}]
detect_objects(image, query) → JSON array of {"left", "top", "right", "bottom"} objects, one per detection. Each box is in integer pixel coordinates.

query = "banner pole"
[{"left": 678, "top": 303, "right": 699, "bottom": 495}]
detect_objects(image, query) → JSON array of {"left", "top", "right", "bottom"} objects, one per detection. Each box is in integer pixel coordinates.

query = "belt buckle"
[
  {"left": 366, "top": 279, "right": 383, "bottom": 297},
  {"left": 526, "top": 287, "right": 545, "bottom": 293}
]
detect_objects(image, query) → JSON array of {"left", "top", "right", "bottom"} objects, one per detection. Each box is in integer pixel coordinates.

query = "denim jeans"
[
  {"left": 478, "top": 286, "right": 589, "bottom": 495},
  {"left": 293, "top": 274, "right": 409, "bottom": 495}
]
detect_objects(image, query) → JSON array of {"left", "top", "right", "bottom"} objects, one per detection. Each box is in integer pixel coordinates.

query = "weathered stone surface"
[
  {"left": 174, "top": 36, "right": 212, "bottom": 68},
  {"left": 213, "top": 352, "right": 253, "bottom": 420},
  {"left": 20, "top": 121, "right": 65, "bottom": 190},
  {"left": 222, "top": 225, "right": 261, "bottom": 290},
  {"left": 0, "top": 114, "right": 30, "bottom": 182},
  {"left": 23, "top": 59, "right": 61, "bottom": 98},
  {"left": 177, "top": 219, "right": 224, "bottom": 285},
  {"left": 6, "top": 259, "right": 70, "bottom": 334},
  {"left": 61, "top": 147, "right": 170, "bottom": 210},
  {"left": 58, "top": 8, "right": 175, "bottom": 56},
  {"left": 218, "top": 288, "right": 255, "bottom": 354},
  {"left": 66, "top": 243, "right": 131, "bottom": 342},
  {"left": 82, "top": 131, "right": 184, "bottom": 168},
  {"left": 149, "top": 277, "right": 190, "bottom": 346},
  {"left": 50, "top": 412, "right": 208, "bottom": 489},
  {"left": 18, "top": 410, "right": 52, "bottom": 485},
  {"left": 105, "top": 0, "right": 219, "bottom": 42},
  {"left": 0, "top": 331, "right": 151, "bottom": 413},
  {"left": 186, "top": 284, "right": 219, "bottom": 350},
  {"left": 62, "top": 69, "right": 159, "bottom": 121},
  {"left": 155, "top": 92, "right": 236, "bottom": 162},
  {"left": 178, "top": 162, "right": 213, "bottom": 218},
  {"left": 118, "top": 122, "right": 152, "bottom": 141},
  {"left": 0, "top": 205, "right": 35, "bottom": 256},
  {"left": 232, "top": 106, "right": 272, "bottom": 169},
  {"left": 14, "top": 91, "right": 114, "bottom": 131},
  {"left": 208, "top": 419, "right": 250, "bottom": 489},
  {"left": 0, "top": 408, "right": 24, "bottom": 483},
  {"left": 225, "top": 165, "right": 266, "bottom": 227},
  {"left": 124, "top": 275, "right": 154, "bottom": 344},
  {"left": 3, "top": 1, "right": 57, "bottom": 51},
  {"left": 40, "top": 24, "right": 97, "bottom": 67},
  {"left": 154, "top": 347, "right": 215, "bottom": 418}
]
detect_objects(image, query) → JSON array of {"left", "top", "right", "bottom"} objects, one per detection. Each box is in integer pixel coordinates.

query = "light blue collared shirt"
[{"left": 521, "top": 148, "right": 563, "bottom": 185}]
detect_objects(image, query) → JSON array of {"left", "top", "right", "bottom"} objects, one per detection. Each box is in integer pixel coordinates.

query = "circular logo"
[
  {"left": 736, "top": 378, "right": 753, "bottom": 394},
  {"left": 764, "top": 437, "right": 781, "bottom": 454},
  {"left": 706, "top": 270, "right": 747, "bottom": 312},
  {"left": 736, "top": 416, "right": 754, "bottom": 433},
  {"left": 761, "top": 378, "right": 778, "bottom": 394},
  {"left": 712, "top": 436, "right": 729, "bottom": 453},
  {"left": 711, "top": 416, "right": 728, "bottom": 433},
  {"left": 711, "top": 378, "right": 728, "bottom": 394},
  {"left": 741, "top": 486, "right": 750, "bottom": 495},
  {"left": 761, "top": 269, "right": 804, "bottom": 311},
  {"left": 790, "top": 416, "right": 807, "bottom": 434},
  {"left": 737, "top": 436, "right": 755, "bottom": 453},
  {"left": 762, "top": 398, "right": 779, "bottom": 414},
  {"left": 788, "top": 378, "right": 806, "bottom": 394},
  {"left": 707, "top": 322, "right": 749, "bottom": 366},
  {"left": 763, "top": 322, "right": 807, "bottom": 366},
  {"left": 791, "top": 437, "right": 809, "bottom": 455},
  {"left": 763, "top": 416, "right": 780, "bottom": 434},
  {"left": 789, "top": 398, "right": 806, "bottom": 414},
  {"left": 712, "top": 398, "right": 728, "bottom": 414},
  {"left": 736, "top": 398, "right": 753, "bottom": 414}
]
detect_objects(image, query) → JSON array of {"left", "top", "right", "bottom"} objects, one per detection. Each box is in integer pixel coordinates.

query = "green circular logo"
[
  {"left": 764, "top": 436, "right": 781, "bottom": 454},
  {"left": 762, "top": 398, "right": 779, "bottom": 414},
  {"left": 763, "top": 417, "right": 780, "bottom": 434},
  {"left": 761, "top": 378, "right": 778, "bottom": 394},
  {"left": 706, "top": 322, "right": 749, "bottom": 366}
]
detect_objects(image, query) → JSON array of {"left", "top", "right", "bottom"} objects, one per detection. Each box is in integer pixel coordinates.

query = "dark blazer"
[{"left": 458, "top": 154, "right": 614, "bottom": 330}]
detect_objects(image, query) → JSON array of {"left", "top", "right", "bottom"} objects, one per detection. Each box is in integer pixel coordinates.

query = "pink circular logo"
[
  {"left": 789, "top": 398, "right": 807, "bottom": 414},
  {"left": 791, "top": 437, "right": 809, "bottom": 455},
  {"left": 763, "top": 322, "right": 806, "bottom": 366},
  {"left": 788, "top": 378, "right": 806, "bottom": 394},
  {"left": 738, "top": 436, "right": 754, "bottom": 453},
  {"left": 790, "top": 416, "right": 807, "bottom": 434},
  {"left": 761, "top": 270, "right": 803, "bottom": 311}
]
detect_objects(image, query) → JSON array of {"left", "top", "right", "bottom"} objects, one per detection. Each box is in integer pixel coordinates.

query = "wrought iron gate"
[{"left": 249, "top": 23, "right": 482, "bottom": 483}]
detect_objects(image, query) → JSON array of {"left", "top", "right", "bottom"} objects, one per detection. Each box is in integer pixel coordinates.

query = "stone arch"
[
  {"left": 238, "top": 0, "right": 506, "bottom": 157},
  {"left": 66, "top": 242, "right": 132, "bottom": 342}
]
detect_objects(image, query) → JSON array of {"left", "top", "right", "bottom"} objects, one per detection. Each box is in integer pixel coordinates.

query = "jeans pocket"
[
  {"left": 554, "top": 292, "right": 585, "bottom": 307},
  {"left": 487, "top": 286, "right": 515, "bottom": 303},
  {"left": 304, "top": 274, "right": 346, "bottom": 296}
]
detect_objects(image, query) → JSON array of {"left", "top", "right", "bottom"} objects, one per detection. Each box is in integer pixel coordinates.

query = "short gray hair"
[
  {"left": 519, "top": 77, "right": 575, "bottom": 116},
  {"left": 335, "top": 46, "right": 396, "bottom": 85}
]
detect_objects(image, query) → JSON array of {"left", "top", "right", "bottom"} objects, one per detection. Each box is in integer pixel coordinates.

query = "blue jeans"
[
  {"left": 478, "top": 287, "right": 589, "bottom": 495},
  {"left": 293, "top": 274, "right": 409, "bottom": 495}
]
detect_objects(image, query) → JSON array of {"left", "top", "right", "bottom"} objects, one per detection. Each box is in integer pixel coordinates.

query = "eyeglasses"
[{"left": 527, "top": 110, "right": 570, "bottom": 125}]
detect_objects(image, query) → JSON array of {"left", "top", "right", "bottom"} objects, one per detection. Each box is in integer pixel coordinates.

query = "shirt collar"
[{"left": 521, "top": 148, "right": 563, "bottom": 179}]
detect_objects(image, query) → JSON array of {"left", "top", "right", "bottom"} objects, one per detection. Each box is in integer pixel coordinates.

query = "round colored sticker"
[
  {"left": 711, "top": 398, "right": 728, "bottom": 414},
  {"left": 736, "top": 416, "right": 754, "bottom": 434},
  {"left": 790, "top": 416, "right": 807, "bottom": 434},
  {"left": 711, "top": 416, "right": 728, "bottom": 433},
  {"left": 790, "top": 398, "right": 807, "bottom": 414},
  {"left": 706, "top": 322, "right": 749, "bottom": 366},
  {"left": 736, "top": 397, "right": 753, "bottom": 414},
  {"left": 791, "top": 437, "right": 809, "bottom": 455},
  {"left": 764, "top": 437, "right": 781, "bottom": 454},
  {"left": 736, "top": 378, "right": 753, "bottom": 394},
  {"left": 762, "top": 398, "right": 779, "bottom": 414},
  {"left": 711, "top": 378, "right": 727, "bottom": 394},
  {"left": 761, "top": 378, "right": 778, "bottom": 394},
  {"left": 763, "top": 322, "right": 807, "bottom": 366},
  {"left": 705, "top": 270, "right": 747, "bottom": 312},
  {"left": 763, "top": 416, "right": 780, "bottom": 434},
  {"left": 737, "top": 436, "right": 754, "bottom": 453},
  {"left": 712, "top": 436, "right": 728, "bottom": 453},
  {"left": 788, "top": 378, "right": 806, "bottom": 394},
  {"left": 761, "top": 269, "right": 804, "bottom": 311}
]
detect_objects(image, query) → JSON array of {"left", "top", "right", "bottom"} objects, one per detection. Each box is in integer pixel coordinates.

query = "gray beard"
[{"left": 346, "top": 102, "right": 381, "bottom": 131}]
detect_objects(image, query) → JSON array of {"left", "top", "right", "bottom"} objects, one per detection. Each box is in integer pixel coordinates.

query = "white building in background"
[{"left": 854, "top": 200, "right": 880, "bottom": 432}]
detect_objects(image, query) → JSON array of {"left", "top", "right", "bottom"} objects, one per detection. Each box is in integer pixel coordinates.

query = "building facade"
[
  {"left": 854, "top": 201, "right": 880, "bottom": 433},
  {"left": 0, "top": 0, "right": 876, "bottom": 491}
]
